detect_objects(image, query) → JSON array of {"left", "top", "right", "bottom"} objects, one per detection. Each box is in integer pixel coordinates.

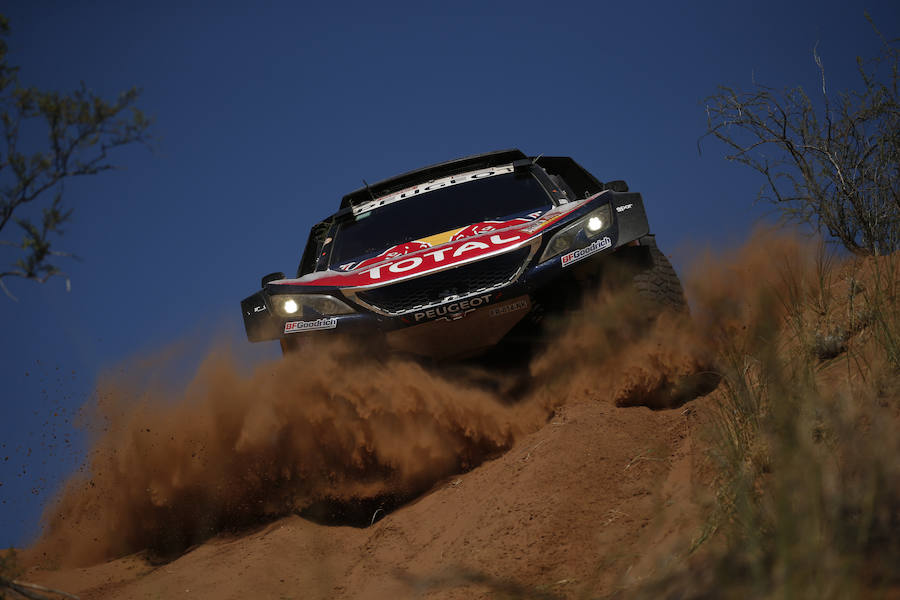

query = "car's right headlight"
[
  {"left": 270, "top": 294, "right": 355, "bottom": 318},
  {"left": 539, "top": 204, "right": 613, "bottom": 262}
]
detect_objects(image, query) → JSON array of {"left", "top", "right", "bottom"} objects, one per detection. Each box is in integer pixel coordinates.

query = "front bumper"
[{"left": 241, "top": 190, "right": 650, "bottom": 357}]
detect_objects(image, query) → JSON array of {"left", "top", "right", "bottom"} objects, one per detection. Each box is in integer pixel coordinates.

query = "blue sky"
[{"left": 1, "top": 0, "right": 897, "bottom": 548}]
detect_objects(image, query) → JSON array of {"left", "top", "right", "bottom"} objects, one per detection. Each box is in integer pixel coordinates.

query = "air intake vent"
[{"left": 357, "top": 247, "right": 530, "bottom": 315}]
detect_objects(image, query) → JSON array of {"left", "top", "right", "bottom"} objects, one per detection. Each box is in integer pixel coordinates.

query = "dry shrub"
[{"left": 637, "top": 231, "right": 900, "bottom": 599}]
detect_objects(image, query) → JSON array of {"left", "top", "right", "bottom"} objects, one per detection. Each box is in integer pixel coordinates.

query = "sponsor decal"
[
  {"left": 352, "top": 164, "right": 515, "bottom": 216},
  {"left": 284, "top": 317, "right": 338, "bottom": 334},
  {"left": 450, "top": 218, "right": 532, "bottom": 242},
  {"left": 413, "top": 293, "right": 493, "bottom": 322},
  {"left": 353, "top": 214, "right": 541, "bottom": 272},
  {"left": 355, "top": 240, "right": 432, "bottom": 271},
  {"left": 279, "top": 201, "right": 591, "bottom": 289},
  {"left": 520, "top": 200, "right": 591, "bottom": 233},
  {"left": 616, "top": 204, "right": 633, "bottom": 213},
  {"left": 366, "top": 232, "right": 525, "bottom": 281},
  {"left": 489, "top": 298, "right": 529, "bottom": 317},
  {"left": 560, "top": 236, "right": 612, "bottom": 267},
  {"left": 253, "top": 304, "right": 267, "bottom": 313}
]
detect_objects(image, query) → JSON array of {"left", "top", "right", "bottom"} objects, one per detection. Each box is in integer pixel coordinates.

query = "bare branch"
[
  {"left": 0, "top": 274, "right": 16, "bottom": 300},
  {"left": 0, "top": 21, "right": 151, "bottom": 299},
  {"left": 700, "top": 27, "right": 899, "bottom": 256}
]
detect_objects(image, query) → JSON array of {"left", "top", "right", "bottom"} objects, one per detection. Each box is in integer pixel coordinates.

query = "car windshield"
[{"left": 329, "top": 172, "right": 552, "bottom": 266}]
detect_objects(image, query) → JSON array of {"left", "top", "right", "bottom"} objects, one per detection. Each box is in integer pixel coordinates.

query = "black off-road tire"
[{"left": 631, "top": 238, "right": 687, "bottom": 312}]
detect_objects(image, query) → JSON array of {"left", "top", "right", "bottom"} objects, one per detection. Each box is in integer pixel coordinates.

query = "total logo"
[{"left": 366, "top": 232, "right": 524, "bottom": 281}]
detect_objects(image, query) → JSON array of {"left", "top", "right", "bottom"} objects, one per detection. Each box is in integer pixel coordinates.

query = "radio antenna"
[{"left": 362, "top": 179, "right": 376, "bottom": 202}]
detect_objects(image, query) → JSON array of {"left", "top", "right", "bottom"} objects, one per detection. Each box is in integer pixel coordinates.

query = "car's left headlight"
[
  {"left": 271, "top": 294, "right": 355, "bottom": 318},
  {"left": 539, "top": 204, "right": 613, "bottom": 262}
]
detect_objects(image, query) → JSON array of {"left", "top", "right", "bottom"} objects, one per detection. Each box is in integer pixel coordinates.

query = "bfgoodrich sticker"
[
  {"left": 284, "top": 317, "right": 338, "bottom": 334},
  {"left": 560, "top": 236, "right": 612, "bottom": 267}
]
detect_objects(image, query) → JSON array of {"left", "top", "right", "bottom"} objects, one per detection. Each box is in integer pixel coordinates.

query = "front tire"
[{"left": 630, "top": 237, "right": 687, "bottom": 312}]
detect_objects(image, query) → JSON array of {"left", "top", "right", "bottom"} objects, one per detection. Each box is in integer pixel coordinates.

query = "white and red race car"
[{"left": 241, "top": 149, "right": 684, "bottom": 359}]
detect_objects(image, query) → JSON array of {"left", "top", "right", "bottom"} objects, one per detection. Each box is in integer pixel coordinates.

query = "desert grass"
[{"left": 639, "top": 242, "right": 900, "bottom": 599}]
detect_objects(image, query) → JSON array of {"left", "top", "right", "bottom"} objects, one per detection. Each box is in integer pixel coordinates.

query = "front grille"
[{"left": 356, "top": 247, "right": 531, "bottom": 315}]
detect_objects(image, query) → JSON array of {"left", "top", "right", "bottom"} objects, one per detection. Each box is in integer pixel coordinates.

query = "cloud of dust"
[
  {"left": 27, "top": 228, "right": 835, "bottom": 567},
  {"left": 28, "top": 340, "right": 554, "bottom": 566},
  {"left": 531, "top": 228, "right": 842, "bottom": 404}
]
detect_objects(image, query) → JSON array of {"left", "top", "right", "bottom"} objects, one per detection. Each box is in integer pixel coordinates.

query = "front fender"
[{"left": 240, "top": 290, "right": 282, "bottom": 342}]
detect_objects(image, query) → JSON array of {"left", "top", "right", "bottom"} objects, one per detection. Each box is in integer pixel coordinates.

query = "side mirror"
[
  {"left": 512, "top": 158, "right": 533, "bottom": 173},
  {"left": 261, "top": 271, "right": 285, "bottom": 288},
  {"left": 605, "top": 180, "right": 629, "bottom": 192}
]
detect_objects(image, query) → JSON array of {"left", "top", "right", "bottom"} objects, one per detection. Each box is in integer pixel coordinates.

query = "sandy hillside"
[
  {"left": 25, "top": 388, "right": 713, "bottom": 599},
  {"left": 28, "top": 231, "right": 877, "bottom": 599}
]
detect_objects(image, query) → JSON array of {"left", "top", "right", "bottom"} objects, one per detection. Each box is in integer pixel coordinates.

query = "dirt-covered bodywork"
[{"left": 241, "top": 149, "right": 683, "bottom": 358}]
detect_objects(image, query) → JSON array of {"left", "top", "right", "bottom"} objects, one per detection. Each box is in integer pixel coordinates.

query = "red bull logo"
[
  {"left": 450, "top": 219, "right": 531, "bottom": 242},
  {"left": 355, "top": 240, "right": 432, "bottom": 270}
]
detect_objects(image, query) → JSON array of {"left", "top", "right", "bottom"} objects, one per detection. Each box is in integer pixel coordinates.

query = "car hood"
[{"left": 271, "top": 197, "right": 594, "bottom": 291}]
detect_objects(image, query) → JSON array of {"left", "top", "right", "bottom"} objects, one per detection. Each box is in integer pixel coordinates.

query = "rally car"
[{"left": 241, "top": 149, "right": 685, "bottom": 359}]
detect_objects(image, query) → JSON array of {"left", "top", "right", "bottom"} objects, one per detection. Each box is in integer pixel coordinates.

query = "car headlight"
[
  {"left": 271, "top": 294, "right": 355, "bottom": 317},
  {"left": 539, "top": 204, "right": 613, "bottom": 262}
]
